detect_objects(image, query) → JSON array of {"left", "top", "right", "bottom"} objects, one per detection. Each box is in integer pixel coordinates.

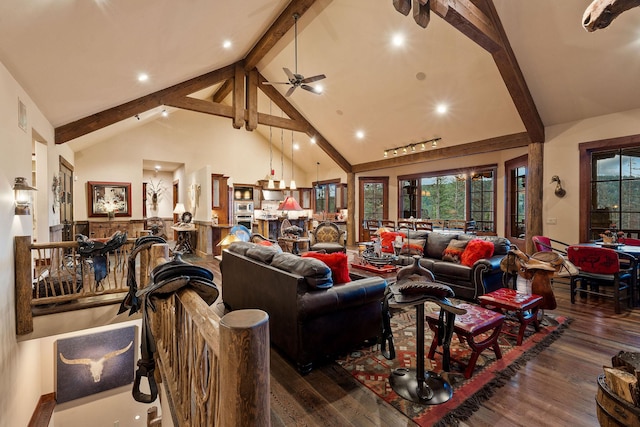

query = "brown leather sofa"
[
  {"left": 395, "top": 231, "right": 511, "bottom": 300},
  {"left": 220, "top": 242, "right": 387, "bottom": 374}
]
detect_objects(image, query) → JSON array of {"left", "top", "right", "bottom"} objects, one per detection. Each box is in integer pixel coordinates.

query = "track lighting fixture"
[{"left": 383, "top": 137, "right": 441, "bottom": 158}]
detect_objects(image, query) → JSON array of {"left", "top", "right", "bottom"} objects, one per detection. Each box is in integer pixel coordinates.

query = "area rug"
[{"left": 335, "top": 302, "right": 571, "bottom": 427}]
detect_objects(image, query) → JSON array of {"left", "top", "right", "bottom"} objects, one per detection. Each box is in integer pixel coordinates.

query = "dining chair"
[
  {"left": 363, "top": 219, "right": 381, "bottom": 241},
  {"left": 397, "top": 220, "right": 414, "bottom": 230},
  {"left": 380, "top": 219, "right": 396, "bottom": 231},
  {"left": 620, "top": 237, "right": 640, "bottom": 246},
  {"left": 414, "top": 220, "right": 433, "bottom": 231},
  {"left": 531, "top": 236, "right": 569, "bottom": 255},
  {"left": 567, "top": 245, "right": 636, "bottom": 314}
]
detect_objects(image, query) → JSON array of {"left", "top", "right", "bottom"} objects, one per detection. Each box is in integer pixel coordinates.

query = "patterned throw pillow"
[
  {"left": 400, "top": 238, "right": 426, "bottom": 256},
  {"left": 442, "top": 239, "right": 468, "bottom": 263},
  {"left": 460, "top": 239, "right": 495, "bottom": 267}
]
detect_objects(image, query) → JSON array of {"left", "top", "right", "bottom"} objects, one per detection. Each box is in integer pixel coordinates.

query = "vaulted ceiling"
[{"left": 1, "top": 0, "right": 639, "bottom": 174}]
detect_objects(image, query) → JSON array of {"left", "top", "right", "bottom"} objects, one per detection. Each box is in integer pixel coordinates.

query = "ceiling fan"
[{"left": 262, "top": 13, "right": 326, "bottom": 97}]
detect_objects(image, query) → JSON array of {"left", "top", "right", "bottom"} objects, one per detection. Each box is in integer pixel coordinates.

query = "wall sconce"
[
  {"left": 550, "top": 175, "right": 566, "bottom": 198},
  {"left": 13, "top": 177, "right": 37, "bottom": 215}
]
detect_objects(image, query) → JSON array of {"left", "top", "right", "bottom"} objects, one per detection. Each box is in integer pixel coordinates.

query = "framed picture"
[
  {"left": 55, "top": 326, "right": 136, "bottom": 404},
  {"left": 88, "top": 181, "right": 132, "bottom": 217}
]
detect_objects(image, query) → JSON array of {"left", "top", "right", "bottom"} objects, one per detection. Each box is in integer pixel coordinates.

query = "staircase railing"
[
  {"left": 14, "top": 235, "right": 150, "bottom": 335},
  {"left": 149, "top": 288, "right": 270, "bottom": 426}
]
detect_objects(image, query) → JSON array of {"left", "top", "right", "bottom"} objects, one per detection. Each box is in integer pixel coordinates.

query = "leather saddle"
[
  {"left": 119, "top": 236, "right": 219, "bottom": 404},
  {"left": 76, "top": 231, "right": 128, "bottom": 285}
]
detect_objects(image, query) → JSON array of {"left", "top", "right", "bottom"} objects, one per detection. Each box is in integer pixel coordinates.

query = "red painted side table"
[
  {"left": 426, "top": 303, "right": 505, "bottom": 378},
  {"left": 478, "top": 288, "right": 543, "bottom": 345}
]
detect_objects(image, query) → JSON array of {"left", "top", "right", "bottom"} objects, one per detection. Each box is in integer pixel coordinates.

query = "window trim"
[
  {"left": 579, "top": 134, "right": 640, "bottom": 242},
  {"left": 505, "top": 154, "right": 527, "bottom": 243},
  {"left": 358, "top": 176, "right": 389, "bottom": 239}
]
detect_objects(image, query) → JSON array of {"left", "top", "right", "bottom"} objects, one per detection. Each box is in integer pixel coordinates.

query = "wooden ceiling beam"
[
  {"left": 430, "top": 0, "right": 502, "bottom": 53},
  {"left": 163, "top": 96, "right": 233, "bottom": 118},
  {"left": 258, "top": 72, "right": 352, "bottom": 173},
  {"left": 256, "top": 113, "right": 309, "bottom": 133},
  {"left": 244, "top": 0, "right": 317, "bottom": 71},
  {"left": 55, "top": 64, "right": 235, "bottom": 144},
  {"left": 482, "top": 0, "right": 545, "bottom": 143},
  {"left": 211, "top": 0, "right": 317, "bottom": 102},
  {"left": 351, "top": 132, "right": 530, "bottom": 173}
]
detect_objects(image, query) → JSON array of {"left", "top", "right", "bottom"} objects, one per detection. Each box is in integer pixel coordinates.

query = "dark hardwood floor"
[{"left": 196, "top": 254, "right": 640, "bottom": 426}]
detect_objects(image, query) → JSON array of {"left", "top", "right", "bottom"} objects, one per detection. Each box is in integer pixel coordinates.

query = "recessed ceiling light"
[
  {"left": 137, "top": 73, "right": 149, "bottom": 82},
  {"left": 392, "top": 33, "right": 405, "bottom": 47},
  {"left": 155, "top": 165, "right": 161, "bottom": 171},
  {"left": 223, "top": 40, "right": 232, "bottom": 49},
  {"left": 356, "top": 130, "right": 365, "bottom": 139},
  {"left": 314, "top": 84, "right": 323, "bottom": 94},
  {"left": 310, "top": 137, "right": 316, "bottom": 144},
  {"left": 161, "top": 109, "right": 168, "bottom": 117},
  {"left": 293, "top": 143, "right": 300, "bottom": 150},
  {"left": 436, "top": 104, "right": 448, "bottom": 115}
]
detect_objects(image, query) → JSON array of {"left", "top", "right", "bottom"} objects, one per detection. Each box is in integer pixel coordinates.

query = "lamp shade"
[
  {"left": 217, "top": 233, "right": 240, "bottom": 247},
  {"left": 278, "top": 196, "right": 303, "bottom": 211},
  {"left": 173, "top": 203, "right": 186, "bottom": 215}
]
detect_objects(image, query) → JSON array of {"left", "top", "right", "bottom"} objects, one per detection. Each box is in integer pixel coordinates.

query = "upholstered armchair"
[{"left": 309, "top": 222, "right": 346, "bottom": 253}]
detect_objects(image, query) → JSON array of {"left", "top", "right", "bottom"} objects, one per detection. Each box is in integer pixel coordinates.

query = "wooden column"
[
  {"left": 150, "top": 243, "right": 169, "bottom": 269},
  {"left": 15, "top": 236, "right": 33, "bottom": 335},
  {"left": 526, "top": 142, "right": 544, "bottom": 254},
  {"left": 347, "top": 172, "right": 356, "bottom": 247},
  {"left": 218, "top": 309, "right": 270, "bottom": 427}
]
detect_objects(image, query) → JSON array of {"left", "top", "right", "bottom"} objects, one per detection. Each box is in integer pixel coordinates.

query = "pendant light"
[
  {"left": 267, "top": 101, "right": 275, "bottom": 189},
  {"left": 290, "top": 131, "right": 297, "bottom": 190},
  {"left": 279, "top": 120, "right": 286, "bottom": 190}
]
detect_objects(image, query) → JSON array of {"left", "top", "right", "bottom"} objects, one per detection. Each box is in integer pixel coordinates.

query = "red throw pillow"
[
  {"left": 302, "top": 252, "right": 351, "bottom": 284},
  {"left": 460, "top": 239, "right": 495, "bottom": 267},
  {"left": 380, "top": 231, "right": 403, "bottom": 254},
  {"left": 257, "top": 240, "right": 273, "bottom": 246}
]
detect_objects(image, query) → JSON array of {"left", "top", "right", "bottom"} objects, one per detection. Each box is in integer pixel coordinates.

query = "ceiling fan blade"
[
  {"left": 301, "top": 74, "right": 326, "bottom": 84},
  {"left": 262, "top": 81, "right": 292, "bottom": 85},
  {"left": 301, "top": 84, "right": 321, "bottom": 94},
  {"left": 285, "top": 85, "right": 297, "bottom": 97},
  {"left": 283, "top": 68, "right": 295, "bottom": 81}
]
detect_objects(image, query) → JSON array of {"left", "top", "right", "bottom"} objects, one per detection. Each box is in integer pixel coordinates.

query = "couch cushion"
[
  {"left": 460, "top": 239, "right": 495, "bottom": 267},
  {"left": 245, "top": 245, "right": 280, "bottom": 264},
  {"left": 442, "top": 239, "right": 468, "bottom": 263},
  {"left": 432, "top": 261, "right": 473, "bottom": 281},
  {"left": 302, "top": 252, "right": 351, "bottom": 284},
  {"left": 458, "top": 234, "right": 510, "bottom": 255},
  {"left": 271, "top": 252, "right": 333, "bottom": 289},
  {"left": 426, "top": 232, "right": 458, "bottom": 260},
  {"left": 227, "top": 241, "right": 255, "bottom": 256}
]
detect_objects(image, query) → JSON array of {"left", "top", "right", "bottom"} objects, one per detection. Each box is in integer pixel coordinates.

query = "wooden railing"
[
  {"left": 14, "top": 235, "right": 152, "bottom": 335},
  {"left": 150, "top": 288, "right": 270, "bottom": 426}
]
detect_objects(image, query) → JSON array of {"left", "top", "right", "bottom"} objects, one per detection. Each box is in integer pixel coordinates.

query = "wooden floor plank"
[{"left": 197, "top": 253, "right": 640, "bottom": 426}]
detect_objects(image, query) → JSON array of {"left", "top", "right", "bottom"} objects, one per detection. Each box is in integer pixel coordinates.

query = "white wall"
[
  {"left": 0, "top": 59, "right": 56, "bottom": 427},
  {"left": 73, "top": 109, "right": 309, "bottom": 221},
  {"left": 143, "top": 170, "right": 174, "bottom": 218}
]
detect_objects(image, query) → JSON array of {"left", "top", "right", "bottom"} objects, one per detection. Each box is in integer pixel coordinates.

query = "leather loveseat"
[
  {"left": 220, "top": 241, "right": 387, "bottom": 374},
  {"left": 393, "top": 230, "right": 511, "bottom": 301}
]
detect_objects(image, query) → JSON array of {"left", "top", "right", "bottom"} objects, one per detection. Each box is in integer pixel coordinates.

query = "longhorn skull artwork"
[
  {"left": 583, "top": 0, "right": 640, "bottom": 31},
  {"left": 59, "top": 340, "right": 133, "bottom": 382}
]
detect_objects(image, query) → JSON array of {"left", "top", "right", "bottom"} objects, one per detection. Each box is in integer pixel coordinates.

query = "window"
[
  {"left": 359, "top": 177, "right": 389, "bottom": 239},
  {"left": 398, "top": 166, "right": 496, "bottom": 232},
  {"left": 314, "top": 180, "right": 338, "bottom": 214},
  {"left": 589, "top": 147, "right": 640, "bottom": 239},
  {"left": 579, "top": 135, "right": 640, "bottom": 242},
  {"left": 505, "top": 155, "right": 527, "bottom": 242}
]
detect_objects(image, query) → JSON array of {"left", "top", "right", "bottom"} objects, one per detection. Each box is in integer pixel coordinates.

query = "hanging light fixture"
[
  {"left": 290, "top": 131, "right": 297, "bottom": 190},
  {"left": 267, "top": 101, "right": 275, "bottom": 189},
  {"left": 279, "top": 121, "right": 286, "bottom": 190}
]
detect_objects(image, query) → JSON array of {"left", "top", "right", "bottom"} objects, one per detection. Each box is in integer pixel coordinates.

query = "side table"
[
  {"left": 171, "top": 225, "right": 195, "bottom": 254},
  {"left": 278, "top": 236, "right": 310, "bottom": 255},
  {"left": 478, "top": 288, "right": 543, "bottom": 345}
]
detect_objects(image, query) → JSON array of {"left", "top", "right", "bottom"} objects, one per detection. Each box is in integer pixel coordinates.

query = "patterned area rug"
[{"left": 335, "top": 302, "right": 571, "bottom": 427}]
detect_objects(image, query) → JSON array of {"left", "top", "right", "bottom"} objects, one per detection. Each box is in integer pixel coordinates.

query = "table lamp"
[{"left": 278, "top": 196, "right": 303, "bottom": 218}]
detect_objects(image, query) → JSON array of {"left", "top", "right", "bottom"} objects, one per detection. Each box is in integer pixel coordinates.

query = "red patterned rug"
[{"left": 335, "top": 302, "right": 571, "bottom": 427}]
